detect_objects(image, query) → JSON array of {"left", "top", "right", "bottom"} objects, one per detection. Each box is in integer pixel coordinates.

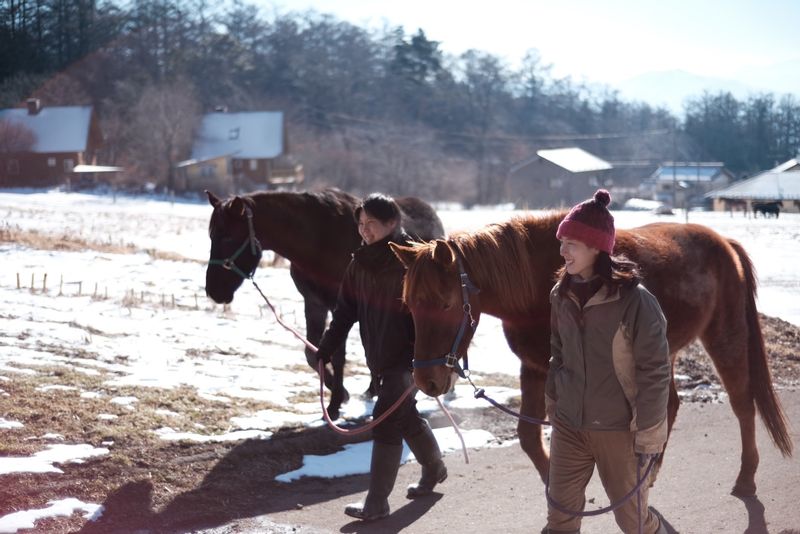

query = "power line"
[{"left": 296, "top": 105, "right": 672, "bottom": 145}]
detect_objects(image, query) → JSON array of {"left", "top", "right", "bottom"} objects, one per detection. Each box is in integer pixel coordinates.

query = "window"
[
  {"left": 233, "top": 159, "right": 242, "bottom": 170},
  {"left": 549, "top": 178, "right": 563, "bottom": 189},
  {"left": 63, "top": 158, "right": 74, "bottom": 172},
  {"left": 249, "top": 159, "right": 258, "bottom": 171},
  {"left": 228, "top": 128, "right": 240, "bottom": 140},
  {"left": 7, "top": 159, "right": 20, "bottom": 175},
  {"left": 47, "top": 157, "right": 57, "bottom": 167},
  {"left": 588, "top": 176, "right": 599, "bottom": 186}
]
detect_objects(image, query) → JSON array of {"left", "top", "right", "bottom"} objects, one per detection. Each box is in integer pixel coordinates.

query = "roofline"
[
  {"left": 659, "top": 161, "right": 725, "bottom": 167},
  {"left": 72, "top": 164, "right": 124, "bottom": 173},
  {"left": 509, "top": 147, "right": 612, "bottom": 174},
  {"left": 705, "top": 170, "right": 800, "bottom": 199},
  {"left": 177, "top": 152, "right": 240, "bottom": 167}
]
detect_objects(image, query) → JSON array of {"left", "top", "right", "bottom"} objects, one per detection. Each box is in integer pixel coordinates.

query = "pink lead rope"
[{"left": 249, "top": 277, "right": 469, "bottom": 461}]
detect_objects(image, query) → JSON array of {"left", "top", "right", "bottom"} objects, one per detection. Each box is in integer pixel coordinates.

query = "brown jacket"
[{"left": 545, "top": 280, "right": 670, "bottom": 454}]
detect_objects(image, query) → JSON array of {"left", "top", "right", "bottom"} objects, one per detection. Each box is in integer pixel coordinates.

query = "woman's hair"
[
  {"left": 555, "top": 252, "right": 642, "bottom": 297},
  {"left": 354, "top": 193, "right": 401, "bottom": 223}
]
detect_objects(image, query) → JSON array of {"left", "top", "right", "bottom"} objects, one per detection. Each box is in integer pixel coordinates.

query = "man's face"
[{"left": 358, "top": 210, "right": 397, "bottom": 245}]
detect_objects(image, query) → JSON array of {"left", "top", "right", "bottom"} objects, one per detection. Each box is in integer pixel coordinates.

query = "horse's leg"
[
  {"left": 700, "top": 316, "right": 759, "bottom": 496},
  {"left": 302, "top": 295, "right": 348, "bottom": 419},
  {"left": 503, "top": 321, "right": 551, "bottom": 483},
  {"left": 328, "top": 335, "right": 350, "bottom": 416},
  {"left": 519, "top": 363, "right": 550, "bottom": 483}
]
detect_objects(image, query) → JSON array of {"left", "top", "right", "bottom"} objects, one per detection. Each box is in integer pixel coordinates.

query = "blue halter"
[{"left": 412, "top": 253, "right": 479, "bottom": 378}]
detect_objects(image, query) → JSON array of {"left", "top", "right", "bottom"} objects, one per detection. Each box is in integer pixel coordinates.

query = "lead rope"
[
  {"left": 638, "top": 459, "right": 644, "bottom": 534},
  {"left": 435, "top": 396, "right": 470, "bottom": 464},
  {"left": 250, "top": 277, "right": 469, "bottom": 459}
]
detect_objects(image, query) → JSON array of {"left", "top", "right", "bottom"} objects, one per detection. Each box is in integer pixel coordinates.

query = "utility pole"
[{"left": 671, "top": 128, "right": 677, "bottom": 210}]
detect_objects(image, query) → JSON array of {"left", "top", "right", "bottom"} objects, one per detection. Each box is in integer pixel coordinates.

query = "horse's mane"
[
  {"left": 250, "top": 188, "right": 358, "bottom": 218},
  {"left": 405, "top": 211, "right": 566, "bottom": 314}
]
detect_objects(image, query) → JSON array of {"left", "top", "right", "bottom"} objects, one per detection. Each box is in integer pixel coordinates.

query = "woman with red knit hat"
[{"left": 543, "top": 190, "right": 671, "bottom": 534}]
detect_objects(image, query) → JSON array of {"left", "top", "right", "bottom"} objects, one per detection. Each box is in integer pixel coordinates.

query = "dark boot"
[
  {"left": 405, "top": 423, "right": 447, "bottom": 498},
  {"left": 344, "top": 441, "right": 402, "bottom": 521}
]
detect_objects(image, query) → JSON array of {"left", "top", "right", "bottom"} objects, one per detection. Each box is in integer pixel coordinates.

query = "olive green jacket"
[{"left": 545, "top": 280, "right": 670, "bottom": 454}]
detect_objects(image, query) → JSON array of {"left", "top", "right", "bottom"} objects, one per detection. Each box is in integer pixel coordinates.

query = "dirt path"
[
  {"left": 195, "top": 389, "right": 800, "bottom": 534},
  {"left": 4, "top": 315, "right": 797, "bottom": 533}
]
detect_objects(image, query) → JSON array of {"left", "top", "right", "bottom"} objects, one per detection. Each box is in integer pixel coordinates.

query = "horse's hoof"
[
  {"left": 326, "top": 406, "right": 340, "bottom": 420},
  {"left": 731, "top": 481, "right": 757, "bottom": 497}
]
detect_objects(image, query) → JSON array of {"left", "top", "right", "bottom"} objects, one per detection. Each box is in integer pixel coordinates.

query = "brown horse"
[
  {"left": 204, "top": 188, "right": 445, "bottom": 419},
  {"left": 390, "top": 212, "right": 792, "bottom": 497}
]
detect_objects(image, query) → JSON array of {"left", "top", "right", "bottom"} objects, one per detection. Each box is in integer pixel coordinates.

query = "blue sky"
[{"left": 264, "top": 0, "right": 799, "bottom": 85}]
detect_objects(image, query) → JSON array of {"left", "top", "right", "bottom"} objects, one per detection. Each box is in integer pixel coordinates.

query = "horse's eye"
[{"left": 442, "top": 302, "right": 453, "bottom": 311}]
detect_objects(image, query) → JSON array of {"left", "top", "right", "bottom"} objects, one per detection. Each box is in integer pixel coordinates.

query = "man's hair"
[{"left": 354, "top": 193, "right": 401, "bottom": 223}]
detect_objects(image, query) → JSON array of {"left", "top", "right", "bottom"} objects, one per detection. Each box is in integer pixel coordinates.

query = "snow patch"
[
  {"left": 276, "top": 427, "right": 496, "bottom": 482},
  {"left": 0, "top": 444, "right": 109, "bottom": 475},
  {"left": 0, "top": 498, "right": 103, "bottom": 533},
  {"left": 0, "top": 418, "right": 23, "bottom": 429}
]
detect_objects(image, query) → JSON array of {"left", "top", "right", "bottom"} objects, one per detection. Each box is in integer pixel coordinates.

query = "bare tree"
[
  {"left": 0, "top": 119, "right": 36, "bottom": 152},
  {"left": 31, "top": 72, "right": 91, "bottom": 105},
  {"left": 125, "top": 78, "right": 201, "bottom": 190}
]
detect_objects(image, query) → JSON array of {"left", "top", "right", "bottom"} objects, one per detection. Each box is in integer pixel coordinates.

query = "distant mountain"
[{"left": 616, "top": 63, "right": 800, "bottom": 116}]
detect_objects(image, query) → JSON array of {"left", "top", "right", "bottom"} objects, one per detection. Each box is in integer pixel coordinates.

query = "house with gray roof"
[
  {"left": 0, "top": 99, "right": 103, "bottom": 187},
  {"left": 706, "top": 158, "right": 800, "bottom": 213},
  {"left": 506, "top": 147, "right": 613, "bottom": 208},
  {"left": 770, "top": 158, "right": 799, "bottom": 173},
  {"left": 640, "top": 162, "right": 733, "bottom": 209},
  {"left": 176, "top": 109, "right": 302, "bottom": 194}
]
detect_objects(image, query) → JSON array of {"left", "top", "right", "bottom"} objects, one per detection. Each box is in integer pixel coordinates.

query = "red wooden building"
[{"left": 0, "top": 99, "right": 103, "bottom": 188}]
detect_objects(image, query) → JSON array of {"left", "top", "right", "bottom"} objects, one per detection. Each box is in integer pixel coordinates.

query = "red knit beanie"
[{"left": 556, "top": 189, "right": 615, "bottom": 254}]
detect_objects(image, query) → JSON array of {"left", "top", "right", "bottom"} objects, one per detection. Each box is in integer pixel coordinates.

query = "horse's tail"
[{"left": 729, "top": 238, "right": 793, "bottom": 457}]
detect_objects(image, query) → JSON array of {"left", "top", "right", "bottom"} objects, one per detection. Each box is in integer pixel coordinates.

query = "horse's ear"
[
  {"left": 229, "top": 196, "right": 246, "bottom": 216},
  {"left": 206, "top": 190, "right": 221, "bottom": 208},
  {"left": 390, "top": 243, "right": 417, "bottom": 269},
  {"left": 432, "top": 239, "right": 455, "bottom": 266}
]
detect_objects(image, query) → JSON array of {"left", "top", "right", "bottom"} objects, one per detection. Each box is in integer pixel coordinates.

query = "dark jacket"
[
  {"left": 545, "top": 280, "right": 670, "bottom": 454},
  {"left": 316, "top": 229, "right": 414, "bottom": 376}
]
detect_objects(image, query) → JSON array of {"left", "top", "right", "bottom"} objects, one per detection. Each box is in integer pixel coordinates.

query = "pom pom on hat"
[
  {"left": 556, "top": 189, "right": 616, "bottom": 254},
  {"left": 593, "top": 189, "right": 611, "bottom": 208}
]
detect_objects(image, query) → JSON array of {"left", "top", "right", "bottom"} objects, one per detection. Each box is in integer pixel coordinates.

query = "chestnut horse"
[
  {"left": 204, "top": 189, "right": 444, "bottom": 419},
  {"left": 390, "top": 212, "right": 792, "bottom": 497}
]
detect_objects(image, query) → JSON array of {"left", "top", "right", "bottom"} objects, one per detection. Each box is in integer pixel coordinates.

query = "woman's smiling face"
[{"left": 559, "top": 237, "right": 600, "bottom": 280}]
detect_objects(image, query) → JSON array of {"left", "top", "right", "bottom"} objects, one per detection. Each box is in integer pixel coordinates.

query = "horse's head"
[
  {"left": 205, "top": 191, "right": 263, "bottom": 304},
  {"left": 390, "top": 239, "right": 481, "bottom": 397}
]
